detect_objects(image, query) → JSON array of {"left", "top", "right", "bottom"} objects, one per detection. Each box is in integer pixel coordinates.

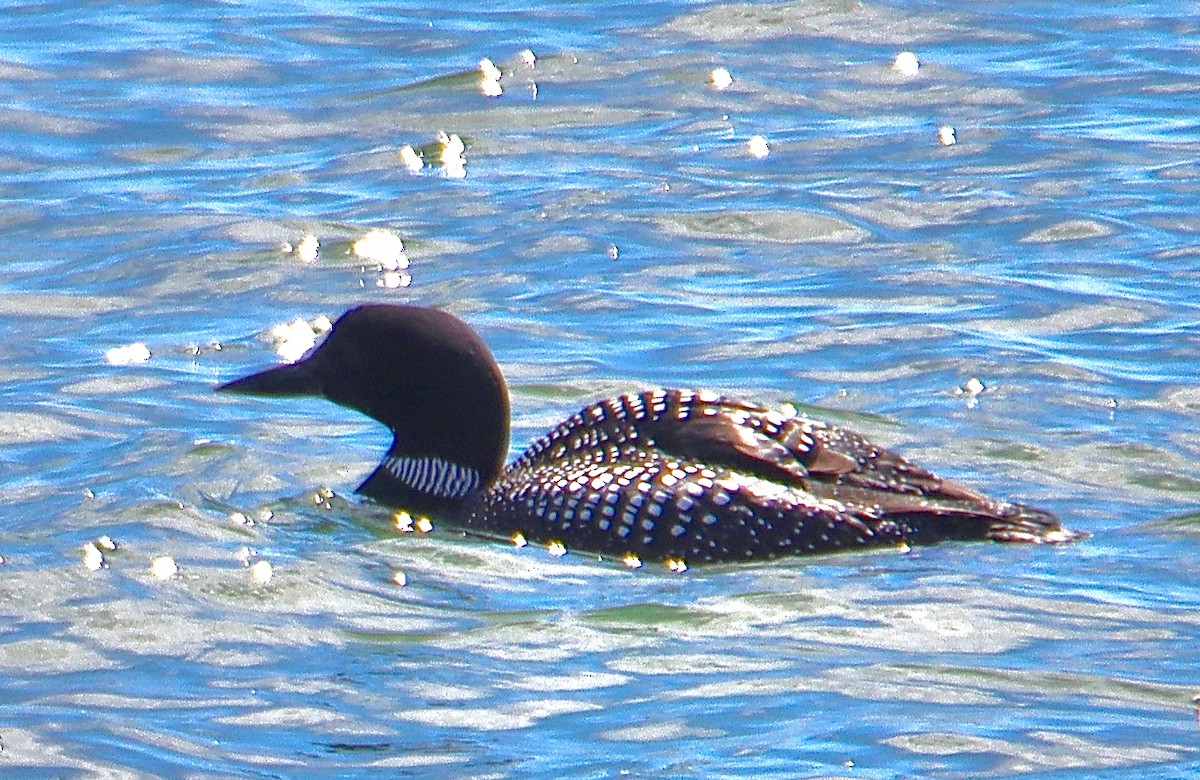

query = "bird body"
[{"left": 219, "top": 305, "right": 1074, "bottom": 565}]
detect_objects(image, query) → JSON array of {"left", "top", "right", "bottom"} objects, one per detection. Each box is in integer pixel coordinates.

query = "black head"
[{"left": 219, "top": 305, "right": 510, "bottom": 510}]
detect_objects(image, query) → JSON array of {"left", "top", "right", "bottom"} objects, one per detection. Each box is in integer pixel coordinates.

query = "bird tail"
[
  {"left": 888, "top": 501, "right": 1082, "bottom": 545},
  {"left": 981, "top": 502, "right": 1082, "bottom": 544}
]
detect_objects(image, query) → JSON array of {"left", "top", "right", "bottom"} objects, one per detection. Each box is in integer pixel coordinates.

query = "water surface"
[{"left": 2, "top": 1, "right": 1199, "bottom": 777}]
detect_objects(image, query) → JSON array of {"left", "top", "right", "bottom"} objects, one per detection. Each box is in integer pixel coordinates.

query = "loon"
[{"left": 218, "top": 304, "right": 1074, "bottom": 566}]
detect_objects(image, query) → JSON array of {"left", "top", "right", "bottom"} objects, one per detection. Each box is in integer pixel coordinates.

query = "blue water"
[{"left": 2, "top": 1, "right": 1199, "bottom": 776}]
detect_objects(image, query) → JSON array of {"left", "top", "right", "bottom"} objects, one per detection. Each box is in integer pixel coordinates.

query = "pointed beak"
[{"left": 217, "top": 359, "right": 325, "bottom": 398}]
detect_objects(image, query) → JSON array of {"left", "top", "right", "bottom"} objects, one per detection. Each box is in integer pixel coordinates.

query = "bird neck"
[{"left": 356, "top": 412, "right": 508, "bottom": 517}]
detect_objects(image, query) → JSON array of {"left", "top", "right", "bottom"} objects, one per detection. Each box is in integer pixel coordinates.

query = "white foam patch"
[
  {"left": 249, "top": 560, "right": 273, "bottom": 584},
  {"left": 479, "top": 76, "right": 503, "bottom": 97},
  {"left": 105, "top": 343, "right": 151, "bottom": 366},
  {"left": 398, "top": 144, "right": 423, "bottom": 172},
  {"left": 265, "top": 316, "right": 330, "bottom": 362},
  {"left": 478, "top": 57, "right": 502, "bottom": 82},
  {"left": 150, "top": 555, "right": 178, "bottom": 580},
  {"left": 352, "top": 228, "right": 409, "bottom": 270},
  {"left": 437, "top": 131, "right": 467, "bottom": 178},
  {"left": 377, "top": 271, "right": 411, "bottom": 289},
  {"left": 82, "top": 542, "right": 105, "bottom": 571},
  {"left": 892, "top": 51, "right": 920, "bottom": 76},
  {"left": 283, "top": 233, "right": 319, "bottom": 262}
]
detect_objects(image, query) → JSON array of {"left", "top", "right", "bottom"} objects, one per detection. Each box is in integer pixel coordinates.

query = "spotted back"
[
  {"left": 470, "top": 390, "right": 895, "bottom": 562},
  {"left": 506, "top": 389, "right": 741, "bottom": 471},
  {"left": 506, "top": 388, "right": 977, "bottom": 503},
  {"left": 480, "top": 431, "right": 890, "bottom": 563}
]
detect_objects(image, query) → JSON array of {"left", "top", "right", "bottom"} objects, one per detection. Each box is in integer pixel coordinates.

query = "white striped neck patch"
[{"left": 382, "top": 455, "right": 481, "bottom": 499}]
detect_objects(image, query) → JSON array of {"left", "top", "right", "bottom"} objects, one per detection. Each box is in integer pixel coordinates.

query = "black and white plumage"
[{"left": 218, "top": 304, "right": 1075, "bottom": 566}]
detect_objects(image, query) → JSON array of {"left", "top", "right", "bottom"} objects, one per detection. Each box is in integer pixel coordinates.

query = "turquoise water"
[{"left": 2, "top": 1, "right": 1199, "bottom": 776}]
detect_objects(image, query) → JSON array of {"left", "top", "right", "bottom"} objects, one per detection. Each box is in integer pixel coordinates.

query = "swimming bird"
[{"left": 218, "top": 304, "right": 1074, "bottom": 566}]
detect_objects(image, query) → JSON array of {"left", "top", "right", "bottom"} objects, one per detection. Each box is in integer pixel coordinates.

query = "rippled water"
[{"left": 2, "top": 1, "right": 1199, "bottom": 777}]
